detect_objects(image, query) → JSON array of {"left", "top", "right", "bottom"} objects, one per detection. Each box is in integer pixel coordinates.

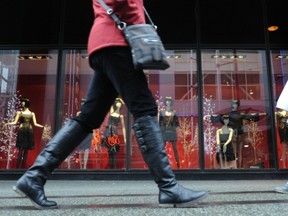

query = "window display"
[
  {"left": 271, "top": 50, "right": 288, "bottom": 169},
  {"left": 0, "top": 50, "right": 58, "bottom": 170},
  {"left": 202, "top": 49, "right": 271, "bottom": 169},
  {"left": 0, "top": 48, "right": 284, "bottom": 172},
  {"left": 103, "top": 98, "right": 126, "bottom": 169},
  {"left": 159, "top": 97, "right": 180, "bottom": 168},
  {"left": 4, "top": 98, "right": 44, "bottom": 169},
  {"left": 215, "top": 115, "right": 235, "bottom": 169}
]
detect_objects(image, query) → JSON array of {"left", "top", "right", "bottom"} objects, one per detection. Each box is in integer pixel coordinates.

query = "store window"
[
  {"left": 202, "top": 49, "right": 272, "bottom": 169},
  {"left": 271, "top": 50, "right": 288, "bottom": 169},
  {"left": 0, "top": 49, "right": 58, "bottom": 170},
  {"left": 129, "top": 50, "right": 200, "bottom": 170},
  {"left": 59, "top": 50, "right": 201, "bottom": 170},
  {"left": 59, "top": 50, "right": 129, "bottom": 170}
]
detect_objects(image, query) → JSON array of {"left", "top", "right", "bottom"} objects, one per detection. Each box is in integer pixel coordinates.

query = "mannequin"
[
  {"left": 4, "top": 98, "right": 44, "bottom": 169},
  {"left": 276, "top": 109, "right": 288, "bottom": 168},
  {"left": 103, "top": 98, "right": 126, "bottom": 169},
  {"left": 159, "top": 97, "right": 180, "bottom": 168},
  {"left": 216, "top": 115, "right": 236, "bottom": 169},
  {"left": 204, "top": 99, "right": 265, "bottom": 168},
  {"left": 76, "top": 99, "right": 92, "bottom": 169}
]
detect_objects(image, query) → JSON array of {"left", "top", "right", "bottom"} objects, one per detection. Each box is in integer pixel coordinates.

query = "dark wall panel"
[
  {"left": 0, "top": 0, "right": 61, "bottom": 45},
  {"left": 199, "top": 0, "right": 265, "bottom": 45}
]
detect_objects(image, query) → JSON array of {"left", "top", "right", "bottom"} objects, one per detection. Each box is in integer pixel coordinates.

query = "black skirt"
[{"left": 16, "top": 127, "right": 34, "bottom": 150}]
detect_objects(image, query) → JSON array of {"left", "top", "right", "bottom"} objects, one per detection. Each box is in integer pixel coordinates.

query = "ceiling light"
[
  {"left": 268, "top": 26, "right": 279, "bottom": 31},
  {"left": 166, "top": 55, "right": 182, "bottom": 59},
  {"left": 18, "top": 55, "right": 52, "bottom": 60},
  {"left": 211, "top": 55, "right": 246, "bottom": 59},
  {"left": 81, "top": 55, "right": 89, "bottom": 59},
  {"left": 275, "top": 55, "right": 288, "bottom": 59}
]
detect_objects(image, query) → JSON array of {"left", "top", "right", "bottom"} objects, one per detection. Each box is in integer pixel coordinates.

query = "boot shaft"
[{"left": 132, "top": 116, "right": 176, "bottom": 187}]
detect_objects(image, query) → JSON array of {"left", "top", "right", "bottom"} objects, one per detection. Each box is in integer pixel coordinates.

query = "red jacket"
[{"left": 88, "top": 0, "right": 145, "bottom": 57}]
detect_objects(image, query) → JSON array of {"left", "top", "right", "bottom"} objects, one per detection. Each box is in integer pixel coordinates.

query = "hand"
[
  {"left": 223, "top": 145, "right": 227, "bottom": 153},
  {"left": 216, "top": 145, "right": 221, "bottom": 153}
]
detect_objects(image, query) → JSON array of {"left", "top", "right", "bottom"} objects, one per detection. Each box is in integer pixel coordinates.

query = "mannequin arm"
[
  {"left": 32, "top": 112, "right": 44, "bottom": 128},
  {"left": 120, "top": 115, "right": 126, "bottom": 143},
  {"left": 216, "top": 129, "right": 221, "bottom": 152},
  {"left": 4, "top": 111, "right": 20, "bottom": 126},
  {"left": 224, "top": 128, "right": 234, "bottom": 145},
  {"left": 223, "top": 128, "right": 234, "bottom": 153}
]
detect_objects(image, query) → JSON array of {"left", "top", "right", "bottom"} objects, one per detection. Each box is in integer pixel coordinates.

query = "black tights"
[{"left": 16, "top": 148, "right": 28, "bottom": 169}]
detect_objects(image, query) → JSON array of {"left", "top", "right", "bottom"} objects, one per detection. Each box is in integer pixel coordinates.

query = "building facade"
[{"left": 0, "top": 0, "right": 287, "bottom": 180}]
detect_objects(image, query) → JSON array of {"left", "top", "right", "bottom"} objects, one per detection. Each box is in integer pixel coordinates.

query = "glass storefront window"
[
  {"left": 129, "top": 50, "right": 200, "bottom": 170},
  {"left": 60, "top": 50, "right": 128, "bottom": 170},
  {"left": 202, "top": 49, "right": 272, "bottom": 169},
  {"left": 271, "top": 50, "right": 288, "bottom": 169},
  {"left": 60, "top": 50, "right": 201, "bottom": 170},
  {"left": 0, "top": 49, "right": 58, "bottom": 169}
]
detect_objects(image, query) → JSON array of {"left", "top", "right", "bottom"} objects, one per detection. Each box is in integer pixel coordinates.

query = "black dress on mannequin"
[
  {"left": 277, "top": 113, "right": 288, "bottom": 144},
  {"left": 16, "top": 112, "right": 35, "bottom": 169},
  {"left": 159, "top": 109, "right": 180, "bottom": 168},
  {"left": 103, "top": 115, "right": 121, "bottom": 169},
  {"left": 210, "top": 101, "right": 261, "bottom": 168}
]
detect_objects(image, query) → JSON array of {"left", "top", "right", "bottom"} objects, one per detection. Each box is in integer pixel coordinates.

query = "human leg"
[
  {"left": 13, "top": 120, "right": 90, "bottom": 209},
  {"left": 133, "top": 116, "right": 208, "bottom": 207},
  {"left": 97, "top": 47, "right": 208, "bottom": 206}
]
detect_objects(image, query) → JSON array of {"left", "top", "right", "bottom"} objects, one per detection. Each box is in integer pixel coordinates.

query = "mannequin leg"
[
  {"left": 108, "top": 151, "right": 115, "bottom": 169},
  {"left": 171, "top": 141, "right": 180, "bottom": 169},
  {"left": 282, "top": 143, "right": 287, "bottom": 168},
  {"left": 79, "top": 150, "right": 83, "bottom": 169},
  {"left": 238, "top": 135, "right": 243, "bottom": 168},
  {"left": 109, "top": 151, "right": 117, "bottom": 169},
  {"left": 83, "top": 148, "right": 89, "bottom": 169},
  {"left": 16, "top": 148, "right": 23, "bottom": 169},
  {"left": 21, "top": 149, "right": 28, "bottom": 169}
]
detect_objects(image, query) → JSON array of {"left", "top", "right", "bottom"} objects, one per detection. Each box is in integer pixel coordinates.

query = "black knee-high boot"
[
  {"left": 13, "top": 120, "right": 89, "bottom": 210},
  {"left": 132, "top": 116, "right": 208, "bottom": 207}
]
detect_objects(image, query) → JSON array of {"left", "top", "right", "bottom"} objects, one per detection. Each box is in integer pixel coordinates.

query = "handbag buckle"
[
  {"left": 117, "top": 22, "right": 127, "bottom": 30},
  {"left": 106, "top": 9, "right": 113, "bottom": 15}
]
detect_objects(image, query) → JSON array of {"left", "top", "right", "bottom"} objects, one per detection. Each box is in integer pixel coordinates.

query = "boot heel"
[
  {"left": 174, "top": 192, "right": 208, "bottom": 208},
  {"left": 13, "top": 185, "right": 27, "bottom": 198}
]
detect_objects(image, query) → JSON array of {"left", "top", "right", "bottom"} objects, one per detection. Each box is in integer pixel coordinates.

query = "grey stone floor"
[{"left": 1, "top": 180, "right": 288, "bottom": 216}]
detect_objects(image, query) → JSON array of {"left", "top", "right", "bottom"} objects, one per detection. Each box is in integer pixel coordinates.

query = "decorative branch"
[
  {"left": 244, "top": 119, "right": 263, "bottom": 164},
  {"left": 0, "top": 92, "right": 21, "bottom": 169},
  {"left": 203, "top": 95, "right": 217, "bottom": 168}
]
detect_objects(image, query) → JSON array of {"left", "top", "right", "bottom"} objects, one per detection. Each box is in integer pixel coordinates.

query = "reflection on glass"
[
  {"left": 202, "top": 49, "right": 270, "bottom": 169},
  {"left": 271, "top": 50, "right": 288, "bottom": 169},
  {"left": 130, "top": 50, "right": 200, "bottom": 170},
  {"left": 0, "top": 49, "right": 57, "bottom": 170}
]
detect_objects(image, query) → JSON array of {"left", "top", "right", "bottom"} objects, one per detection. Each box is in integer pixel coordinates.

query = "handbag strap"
[{"left": 97, "top": 0, "right": 157, "bottom": 30}]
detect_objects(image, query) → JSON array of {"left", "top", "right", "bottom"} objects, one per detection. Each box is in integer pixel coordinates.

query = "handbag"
[{"left": 97, "top": 0, "right": 170, "bottom": 70}]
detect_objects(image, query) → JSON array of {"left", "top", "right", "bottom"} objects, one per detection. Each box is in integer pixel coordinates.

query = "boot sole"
[
  {"left": 13, "top": 185, "right": 58, "bottom": 210},
  {"left": 159, "top": 192, "right": 208, "bottom": 208}
]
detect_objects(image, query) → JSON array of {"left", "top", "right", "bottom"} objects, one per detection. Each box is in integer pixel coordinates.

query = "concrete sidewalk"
[{"left": 1, "top": 180, "right": 288, "bottom": 216}]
